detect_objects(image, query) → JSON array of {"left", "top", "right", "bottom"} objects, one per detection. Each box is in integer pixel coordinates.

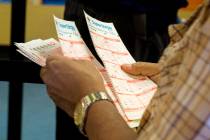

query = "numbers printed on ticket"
[{"left": 84, "top": 12, "right": 157, "bottom": 122}]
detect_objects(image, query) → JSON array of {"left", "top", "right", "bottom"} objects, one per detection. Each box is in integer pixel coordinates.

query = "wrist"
[
  {"left": 85, "top": 99, "right": 137, "bottom": 140},
  {"left": 85, "top": 101, "right": 116, "bottom": 134},
  {"left": 73, "top": 91, "right": 112, "bottom": 136}
]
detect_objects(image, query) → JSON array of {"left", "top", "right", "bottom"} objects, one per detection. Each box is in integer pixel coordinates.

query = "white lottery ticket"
[
  {"left": 54, "top": 16, "right": 93, "bottom": 60},
  {"left": 54, "top": 16, "right": 140, "bottom": 127},
  {"left": 15, "top": 38, "right": 62, "bottom": 66},
  {"left": 84, "top": 12, "right": 157, "bottom": 121}
]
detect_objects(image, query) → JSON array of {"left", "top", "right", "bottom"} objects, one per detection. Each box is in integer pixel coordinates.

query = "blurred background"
[
  {"left": 0, "top": 1, "right": 64, "bottom": 140},
  {"left": 0, "top": 0, "right": 204, "bottom": 140}
]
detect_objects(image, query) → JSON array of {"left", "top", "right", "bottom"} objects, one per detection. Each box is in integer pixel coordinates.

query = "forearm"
[{"left": 85, "top": 101, "right": 137, "bottom": 140}]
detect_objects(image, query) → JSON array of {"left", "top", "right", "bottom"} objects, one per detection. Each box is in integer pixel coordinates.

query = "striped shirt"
[{"left": 137, "top": 0, "right": 210, "bottom": 139}]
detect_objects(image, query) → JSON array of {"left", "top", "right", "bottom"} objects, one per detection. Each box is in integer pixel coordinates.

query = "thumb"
[{"left": 121, "top": 62, "right": 160, "bottom": 76}]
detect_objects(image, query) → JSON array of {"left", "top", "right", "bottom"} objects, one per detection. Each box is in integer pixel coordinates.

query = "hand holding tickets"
[{"left": 15, "top": 13, "right": 157, "bottom": 128}]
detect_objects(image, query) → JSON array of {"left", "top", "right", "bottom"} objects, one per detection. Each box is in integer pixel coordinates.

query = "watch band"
[{"left": 74, "top": 91, "right": 112, "bottom": 136}]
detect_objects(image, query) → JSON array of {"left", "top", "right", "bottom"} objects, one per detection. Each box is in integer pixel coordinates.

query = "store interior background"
[{"left": 0, "top": 0, "right": 203, "bottom": 140}]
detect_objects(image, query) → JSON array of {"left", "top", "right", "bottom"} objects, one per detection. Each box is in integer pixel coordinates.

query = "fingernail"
[{"left": 121, "top": 64, "right": 132, "bottom": 71}]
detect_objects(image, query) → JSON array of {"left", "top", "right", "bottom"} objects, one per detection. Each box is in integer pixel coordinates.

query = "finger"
[
  {"left": 47, "top": 54, "right": 63, "bottom": 61},
  {"left": 45, "top": 54, "right": 67, "bottom": 68},
  {"left": 132, "top": 62, "right": 160, "bottom": 76},
  {"left": 40, "top": 67, "right": 47, "bottom": 78},
  {"left": 121, "top": 62, "right": 160, "bottom": 76},
  {"left": 40, "top": 67, "right": 55, "bottom": 86},
  {"left": 46, "top": 86, "right": 59, "bottom": 96},
  {"left": 48, "top": 51, "right": 63, "bottom": 57},
  {"left": 149, "top": 73, "right": 160, "bottom": 83},
  {"left": 46, "top": 55, "right": 72, "bottom": 70}
]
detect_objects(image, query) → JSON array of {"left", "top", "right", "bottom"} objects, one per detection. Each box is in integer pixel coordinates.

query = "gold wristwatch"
[{"left": 74, "top": 91, "right": 112, "bottom": 136}]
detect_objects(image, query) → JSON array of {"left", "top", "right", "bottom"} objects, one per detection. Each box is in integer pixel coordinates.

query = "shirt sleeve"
[{"left": 137, "top": 2, "right": 210, "bottom": 139}]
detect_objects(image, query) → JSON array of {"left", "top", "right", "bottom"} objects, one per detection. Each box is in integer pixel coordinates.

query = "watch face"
[{"left": 74, "top": 102, "right": 84, "bottom": 126}]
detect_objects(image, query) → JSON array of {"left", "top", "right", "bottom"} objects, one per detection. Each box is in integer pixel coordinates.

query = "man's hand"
[
  {"left": 40, "top": 55, "right": 138, "bottom": 140},
  {"left": 40, "top": 55, "right": 105, "bottom": 117},
  {"left": 121, "top": 62, "right": 160, "bottom": 83}
]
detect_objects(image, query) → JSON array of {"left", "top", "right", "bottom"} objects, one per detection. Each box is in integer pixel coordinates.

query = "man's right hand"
[{"left": 121, "top": 62, "right": 160, "bottom": 83}]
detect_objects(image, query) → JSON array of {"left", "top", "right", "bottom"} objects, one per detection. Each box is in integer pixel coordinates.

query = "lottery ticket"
[
  {"left": 84, "top": 12, "right": 157, "bottom": 121},
  {"left": 54, "top": 16, "right": 141, "bottom": 127},
  {"left": 15, "top": 38, "right": 62, "bottom": 66}
]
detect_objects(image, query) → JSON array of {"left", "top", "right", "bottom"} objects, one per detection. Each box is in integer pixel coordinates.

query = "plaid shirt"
[{"left": 137, "top": 0, "right": 210, "bottom": 139}]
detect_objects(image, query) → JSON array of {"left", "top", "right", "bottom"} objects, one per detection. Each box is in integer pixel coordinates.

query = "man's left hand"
[{"left": 40, "top": 55, "right": 105, "bottom": 117}]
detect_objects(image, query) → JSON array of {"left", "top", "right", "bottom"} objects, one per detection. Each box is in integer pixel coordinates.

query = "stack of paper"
[{"left": 15, "top": 38, "right": 62, "bottom": 66}]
